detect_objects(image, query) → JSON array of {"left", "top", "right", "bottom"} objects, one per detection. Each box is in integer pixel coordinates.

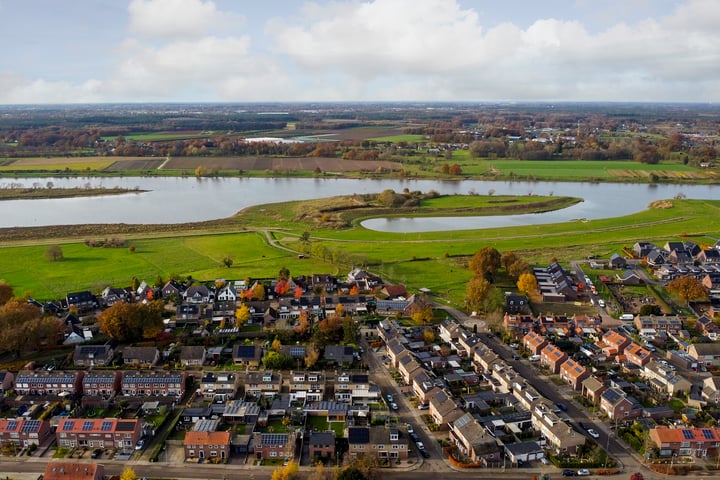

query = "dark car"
[
  {"left": 420, "top": 449, "right": 430, "bottom": 458},
  {"left": 556, "top": 402, "right": 568, "bottom": 412},
  {"left": 91, "top": 448, "right": 103, "bottom": 459},
  {"left": 579, "top": 422, "right": 592, "bottom": 431},
  {"left": 410, "top": 433, "right": 420, "bottom": 443},
  {"left": 563, "top": 469, "right": 577, "bottom": 476}
]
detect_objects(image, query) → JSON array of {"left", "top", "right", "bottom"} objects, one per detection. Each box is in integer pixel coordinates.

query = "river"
[{"left": 0, "top": 177, "right": 717, "bottom": 231}]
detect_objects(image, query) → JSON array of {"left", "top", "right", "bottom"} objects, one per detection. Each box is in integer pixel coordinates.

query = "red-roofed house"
[
  {"left": 601, "top": 330, "right": 631, "bottom": 358},
  {"left": 523, "top": 331, "right": 548, "bottom": 355},
  {"left": 540, "top": 344, "right": 568, "bottom": 374},
  {"left": 0, "top": 418, "right": 51, "bottom": 448},
  {"left": 184, "top": 430, "right": 231, "bottom": 461},
  {"left": 625, "top": 343, "right": 653, "bottom": 367},
  {"left": 559, "top": 359, "right": 590, "bottom": 390},
  {"left": 56, "top": 418, "right": 141, "bottom": 451},
  {"left": 44, "top": 462, "right": 104, "bottom": 480},
  {"left": 649, "top": 426, "right": 720, "bottom": 457}
]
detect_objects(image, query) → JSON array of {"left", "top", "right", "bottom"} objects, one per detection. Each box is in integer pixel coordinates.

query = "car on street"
[
  {"left": 418, "top": 404, "right": 429, "bottom": 410},
  {"left": 556, "top": 402, "right": 568, "bottom": 412},
  {"left": 512, "top": 354, "right": 521, "bottom": 360},
  {"left": 510, "top": 343, "right": 519, "bottom": 349},
  {"left": 562, "top": 469, "right": 577, "bottom": 476},
  {"left": 410, "top": 433, "right": 420, "bottom": 443},
  {"left": 406, "top": 424, "right": 414, "bottom": 433},
  {"left": 598, "top": 299, "right": 606, "bottom": 308},
  {"left": 579, "top": 422, "right": 591, "bottom": 431},
  {"left": 420, "top": 449, "right": 430, "bottom": 458},
  {"left": 386, "top": 394, "right": 394, "bottom": 402},
  {"left": 577, "top": 469, "right": 591, "bottom": 476},
  {"left": 135, "top": 438, "right": 145, "bottom": 450},
  {"left": 416, "top": 441, "right": 425, "bottom": 450},
  {"left": 390, "top": 402, "right": 399, "bottom": 410},
  {"left": 588, "top": 429, "right": 600, "bottom": 439},
  {"left": 91, "top": 448, "right": 103, "bottom": 459}
]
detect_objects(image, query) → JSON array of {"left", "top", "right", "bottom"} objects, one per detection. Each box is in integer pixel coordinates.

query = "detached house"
[
  {"left": 232, "top": 344, "right": 263, "bottom": 368},
  {"left": 601, "top": 330, "right": 631, "bottom": 358},
  {"left": 73, "top": 344, "right": 114, "bottom": 367},
  {"left": 347, "top": 426, "right": 408, "bottom": 461},
  {"left": 309, "top": 431, "right": 336, "bottom": 461},
  {"left": 450, "top": 413, "right": 500, "bottom": 465},
  {"left": 184, "top": 285, "right": 212, "bottom": 304},
  {"left": 122, "top": 346, "right": 160, "bottom": 368},
  {"left": 559, "top": 359, "right": 589, "bottom": 390},
  {"left": 624, "top": 343, "right": 653, "bottom": 367},
  {"left": 180, "top": 346, "right": 206, "bottom": 367}
]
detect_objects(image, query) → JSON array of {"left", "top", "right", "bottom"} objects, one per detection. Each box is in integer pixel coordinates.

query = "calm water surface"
[{"left": 0, "top": 177, "right": 717, "bottom": 231}]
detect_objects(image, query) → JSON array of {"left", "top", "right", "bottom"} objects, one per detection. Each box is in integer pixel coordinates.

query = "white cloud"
[{"left": 128, "top": 0, "right": 244, "bottom": 40}]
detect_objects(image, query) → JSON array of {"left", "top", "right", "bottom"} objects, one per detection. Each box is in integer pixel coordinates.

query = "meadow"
[{"left": 1, "top": 194, "right": 719, "bottom": 306}]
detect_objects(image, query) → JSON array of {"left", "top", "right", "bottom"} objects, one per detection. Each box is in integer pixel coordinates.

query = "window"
[{"left": 270, "top": 451, "right": 277, "bottom": 457}]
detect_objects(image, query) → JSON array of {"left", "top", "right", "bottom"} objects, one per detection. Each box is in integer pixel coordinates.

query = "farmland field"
[{"left": 163, "top": 156, "right": 401, "bottom": 172}]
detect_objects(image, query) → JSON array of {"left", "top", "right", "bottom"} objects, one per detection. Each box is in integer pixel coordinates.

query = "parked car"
[
  {"left": 406, "top": 424, "right": 414, "bottom": 433},
  {"left": 577, "top": 469, "right": 591, "bottom": 476},
  {"left": 420, "top": 449, "right": 430, "bottom": 458},
  {"left": 556, "top": 402, "right": 568, "bottom": 412},
  {"left": 540, "top": 457, "right": 550, "bottom": 465},
  {"left": 91, "top": 448, "right": 103, "bottom": 459},
  {"left": 562, "top": 469, "right": 577, "bottom": 476},
  {"left": 386, "top": 394, "right": 394, "bottom": 402},
  {"left": 512, "top": 354, "right": 521, "bottom": 360},
  {"left": 418, "top": 404, "right": 429, "bottom": 410},
  {"left": 588, "top": 429, "right": 600, "bottom": 439},
  {"left": 579, "top": 422, "right": 592, "bottom": 431},
  {"left": 510, "top": 343, "right": 519, "bottom": 349},
  {"left": 135, "top": 438, "right": 145, "bottom": 450},
  {"left": 390, "top": 402, "right": 399, "bottom": 410},
  {"left": 598, "top": 299, "right": 606, "bottom": 308},
  {"left": 410, "top": 433, "right": 420, "bottom": 443},
  {"left": 416, "top": 441, "right": 425, "bottom": 450}
]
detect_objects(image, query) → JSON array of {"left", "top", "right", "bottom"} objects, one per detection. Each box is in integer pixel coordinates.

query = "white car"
[
  {"left": 406, "top": 424, "right": 414, "bottom": 433},
  {"left": 416, "top": 441, "right": 425, "bottom": 450},
  {"left": 390, "top": 402, "right": 399, "bottom": 410},
  {"left": 587, "top": 429, "right": 600, "bottom": 439},
  {"left": 577, "top": 469, "right": 591, "bottom": 476}
]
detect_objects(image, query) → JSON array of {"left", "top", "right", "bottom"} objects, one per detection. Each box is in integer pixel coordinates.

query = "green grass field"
[
  {"left": 2, "top": 196, "right": 720, "bottom": 305},
  {"left": 368, "top": 134, "right": 426, "bottom": 143},
  {"left": 0, "top": 161, "right": 113, "bottom": 171}
]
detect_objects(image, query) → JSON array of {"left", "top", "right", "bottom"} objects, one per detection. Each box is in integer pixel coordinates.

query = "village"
[{"left": 4, "top": 238, "right": 720, "bottom": 479}]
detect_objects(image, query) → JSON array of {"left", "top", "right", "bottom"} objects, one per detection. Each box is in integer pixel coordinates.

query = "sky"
[{"left": 0, "top": 0, "right": 718, "bottom": 104}]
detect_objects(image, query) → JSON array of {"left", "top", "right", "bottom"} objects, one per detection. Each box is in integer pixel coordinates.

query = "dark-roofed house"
[
  {"left": 66, "top": 291, "right": 97, "bottom": 311},
  {"left": 15, "top": 370, "right": 84, "bottom": 396},
  {"left": 56, "top": 418, "right": 141, "bottom": 451},
  {"left": 0, "top": 371, "right": 15, "bottom": 396},
  {"left": 609, "top": 253, "right": 627, "bottom": 269},
  {"left": 121, "top": 371, "right": 185, "bottom": 398},
  {"left": 122, "top": 346, "right": 160, "bottom": 368},
  {"left": 504, "top": 441, "right": 545, "bottom": 464},
  {"left": 347, "top": 426, "right": 408, "bottom": 461},
  {"left": 309, "top": 431, "right": 336, "bottom": 461},
  {"left": 73, "top": 344, "right": 114, "bottom": 367},
  {"left": 429, "top": 390, "right": 463, "bottom": 430},
  {"left": 200, "top": 372, "right": 240, "bottom": 403},
  {"left": 600, "top": 387, "right": 643, "bottom": 421},
  {"left": 180, "top": 345, "right": 206, "bottom": 367},
  {"left": 184, "top": 285, "right": 212, "bottom": 304},
  {"left": 253, "top": 431, "right": 296, "bottom": 461},
  {"left": 324, "top": 345, "right": 355, "bottom": 365},
  {"left": 232, "top": 344, "right": 263, "bottom": 368},
  {"left": 245, "top": 371, "right": 282, "bottom": 398},
  {"left": 0, "top": 418, "right": 52, "bottom": 448},
  {"left": 450, "top": 413, "right": 500, "bottom": 464},
  {"left": 82, "top": 371, "right": 121, "bottom": 398},
  {"left": 162, "top": 279, "right": 184, "bottom": 299},
  {"left": 288, "top": 371, "right": 325, "bottom": 403}
]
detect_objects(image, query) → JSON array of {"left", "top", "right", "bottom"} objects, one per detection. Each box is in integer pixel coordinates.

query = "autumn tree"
[
  {"left": 517, "top": 272, "right": 538, "bottom": 296},
  {"left": 278, "top": 266, "right": 290, "bottom": 281},
  {"left": 349, "top": 285, "right": 359, "bottom": 295},
  {"left": 501, "top": 251, "right": 519, "bottom": 271},
  {"left": 294, "top": 285, "right": 304, "bottom": 298},
  {"left": 222, "top": 255, "right": 234, "bottom": 268},
  {"left": 120, "top": 466, "right": 137, "bottom": 480},
  {"left": 508, "top": 259, "right": 531, "bottom": 279},
  {"left": 293, "top": 310, "right": 311, "bottom": 338},
  {"left": 423, "top": 328, "right": 436, "bottom": 344},
  {"left": 0, "top": 282, "right": 13, "bottom": 306},
  {"left": 271, "top": 338, "right": 282, "bottom": 352},
  {"left": 305, "top": 344, "right": 319, "bottom": 368},
  {"left": 252, "top": 284, "right": 266, "bottom": 301},
  {"left": 667, "top": 276, "right": 708, "bottom": 304},
  {"left": 45, "top": 245, "right": 64, "bottom": 261},
  {"left": 465, "top": 276, "right": 492, "bottom": 312},
  {"left": 271, "top": 461, "right": 299, "bottom": 480},
  {"left": 411, "top": 304, "right": 434, "bottom": 324},
  {"left": 377, "top": 189, "right": 397, "bottom": 208},
  {"left": 0, "top": 299, "right": 63, "bottom": 356},
  {"left": 275, "top": 280, "right": 290, "bottom": 296},
  {"left": 98, "top": 301, "right": 164, "bottom": 342},
  {"left": 308, "top": 461, "right": 334, "bottom": 480},
  {"left": 235, "top": 304, "right": 250, "bottom": 325},
  {"left": 469, "top": 246, "right": 501, "bottom": 280}
]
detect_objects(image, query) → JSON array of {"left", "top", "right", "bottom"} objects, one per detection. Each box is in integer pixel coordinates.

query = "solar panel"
[
  {"left": 82, "top": 421, "right": 94, "bottom": 431},
  {"left": 63, "top": 420, "right": 75, "bottom": 431},
  {"left": 21, "top": 420, "right": 39, "bottom": 432},
  {"left": 682, "top": 429, "right": 694, "bottom": 439},
  {"left": 703, "top": 429, "right": 715, "bottom": 439},
  {"left": 101, "top": 421, "right": 113, "bottom": 431},
  {"left": 6, "top": 420, "right": 18, "bottom": 431}
]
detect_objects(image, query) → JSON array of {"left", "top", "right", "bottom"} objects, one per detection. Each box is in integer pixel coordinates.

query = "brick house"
[
  {"left": 559, "top": 359, "right": 590, "bottom": 390},
  {"left": 523, "top": 331, "right": 548, "bottom": 355},
  {"left": 199, "top": 372, "right": 240, "bottom": 403},
  {"left": 122, "top": 346, "right": 160, "bottom": 368},
  {"left": 649, "top": 426, "right": 720, "bottom": 457},
  {"left": 0, "top": 371, "right": 15, "bottom": 396},
  {"left": 450, "top": 413, "right": 500, "bottom": 464},
  {"left": 184, "top": 430, "right": 231, "bottom": 462},
  {"left": 581, "top": 376, "right": 607, "bottom": 405},
  {"left": 309, "top": 431, "right": 336, "bottom": 460},
  {"left": 121, "top": 371, "right": 185, "bottom": 398},
  {"left": 73, "top": 344, "right": 114, "bottom": 367},
  {"left": 540, "top": 344, "right": 568, "bottom": 374},
  {"left": 82, "top": 371, "right": 121, "bottom": 398},
  {"left": 56, "top": 418, "right": 141, "bottom": 451},
  {"left": 253, "top": 431, "right": 296, "bottom": 461},
  {"left": 14, "top": 370, "right": 84, "bottom": 396},
  {"left": 245, "top": 371, "right": 282, "bottom": 398},
  {"left": 180, "top": 345, "right": 206, "bottom": 367},
  {"left": 44, "top": 462, "right": 104, "bottom": 480},
  {"left": 688, "top": 343, "right": 720, "bottom": 367},
  {"left": 334, "top": 372, "right": 379, "bottom": 405},
  {"left": 624, "top": 343, "right": 653, "bottom": 367},
  {"left": 232, "top": 344, "right": 263, "bottom": 368},
  {"left": 347, "top": 426, "right": 408, "bottom": 461},
  {"left": 600, "top": 330, "right": 631, "bottom": 358},
  {"left": 288, "top": 371, "right": 325, "bottom": 403},
  {"left": 600, "top": 387, "right": 643, "bottom": 421},
  {"left": 0, "top": 418, "right": 52, "bottom": 448},
  {"left": 429, "top": 390, "right": 463, "bottom": 430}
]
